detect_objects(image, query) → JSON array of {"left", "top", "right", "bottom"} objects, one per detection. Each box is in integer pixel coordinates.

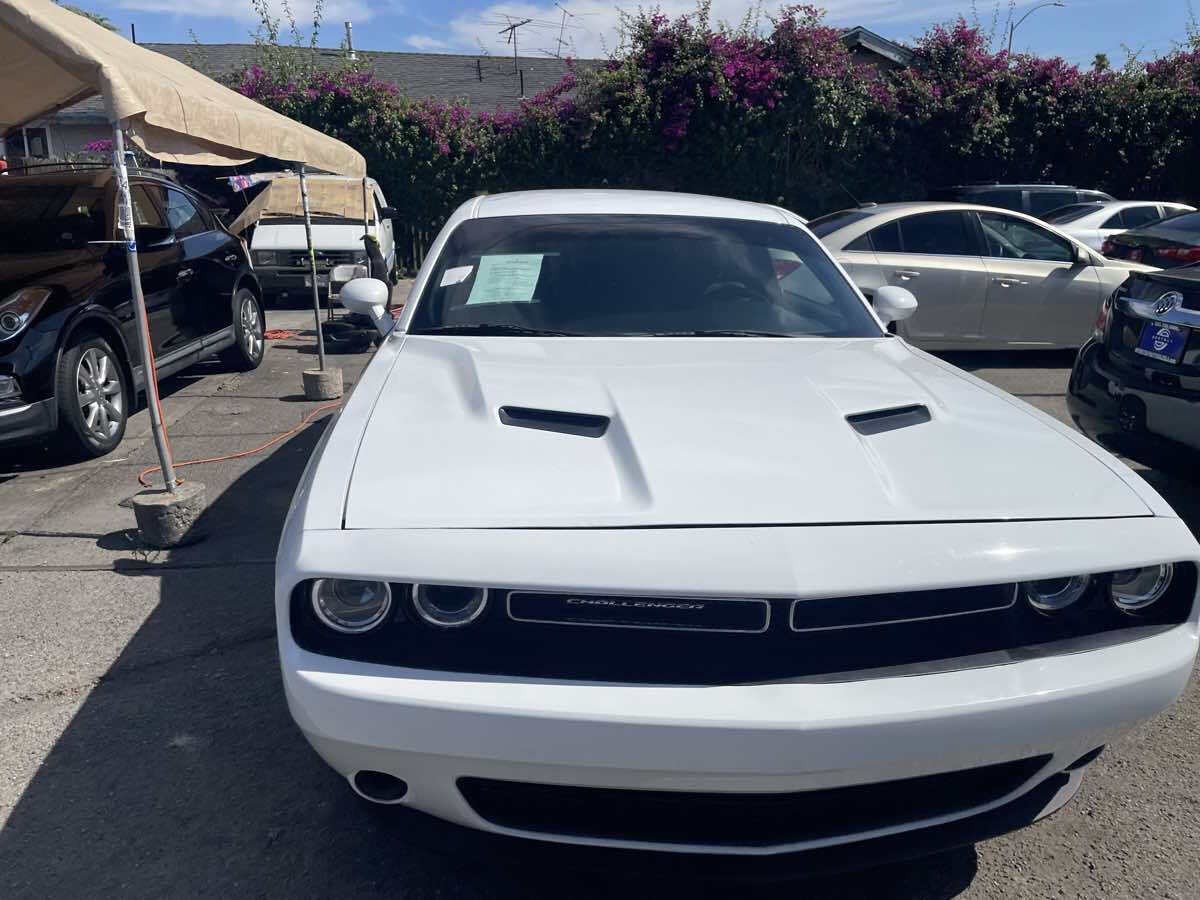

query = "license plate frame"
[{"left": 1134, "top": 320, "right": 1188, "bottom": 364}]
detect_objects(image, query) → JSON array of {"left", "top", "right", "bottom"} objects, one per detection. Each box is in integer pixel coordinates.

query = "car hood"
[
  {"left": 251, "top": 222, "right": 374, "bottom": 252},
  {"left": 343, "top": 336, "right": 1150, "bottom": 529},
  {"left": 0, "top": 248, "right": 104, "bottom": 300}
]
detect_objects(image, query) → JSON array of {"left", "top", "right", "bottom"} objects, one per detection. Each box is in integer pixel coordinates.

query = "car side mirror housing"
[
  {"left": 340, "top": 278, "right": 395, "bottom": 337},
  {"left": 873, "top": 285, "right": 918, "bottom": 326},
  {"left": 380, "top": 206, "right": 401, "bottom": 221}
]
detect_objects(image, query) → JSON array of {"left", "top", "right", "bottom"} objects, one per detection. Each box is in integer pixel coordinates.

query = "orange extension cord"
[{"left": 136, "top": 324, "right": 341, "bottom": 488}]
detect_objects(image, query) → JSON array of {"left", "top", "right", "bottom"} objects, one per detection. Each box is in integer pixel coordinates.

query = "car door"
[
  {"left": 975, "top": 211, "right": 1102, "bottom": 348},
  {"left": 864, "top": 210, "right": 990, "bottom": 346},
  {"left": 124, "top": 183, "right": 186, "bottom": 358},
  {"left": 163, "top": 186, "right": 241, "bottom": 340}
]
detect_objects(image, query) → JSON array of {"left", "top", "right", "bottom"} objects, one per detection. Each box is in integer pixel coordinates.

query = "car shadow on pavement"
[{"left": 0, "top": 422, "right": 978, "bottom": 899}]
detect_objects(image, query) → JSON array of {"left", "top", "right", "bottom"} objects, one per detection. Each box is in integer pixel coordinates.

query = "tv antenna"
[
  {"left": 553, "top": 3, "right": 574, "bottom": 58},
  {"left": 498, "top": 16, "right": 533, "bottom": 72}
]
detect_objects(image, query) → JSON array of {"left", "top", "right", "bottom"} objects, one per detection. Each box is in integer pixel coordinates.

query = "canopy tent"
[
  {"left": 0, "top": 0, "right": 365, "bottom": 493},
  {"left": 226, "top": 175, "right": 374, "bottom": 236},
  {"left": 0, "top": 0, "right": 364, "bottom": 176}
]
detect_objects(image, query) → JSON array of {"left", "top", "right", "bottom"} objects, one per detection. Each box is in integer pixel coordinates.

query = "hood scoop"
[
  {"left": 499, "top": 406, "right": 610, "bottom": 438},
  {"left": 846, "top": 404, "right": 931, "bottom": 436}
]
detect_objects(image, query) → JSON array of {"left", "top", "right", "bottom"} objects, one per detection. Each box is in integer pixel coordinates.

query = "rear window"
[
  {"left": 0, "top": 184, "right": 106, "bottom": 253},
  {"left": 1028, "top": 191, "right": 1079, "bottom": 216},
  {"left": 1144, "top": 212, "right": 1200, "bottom": 237},
  {"left": 409, "top": 215, "right": 881, "bottom": 339},
  {"left": 807, "top": 209, "right": 874, "bottom": 238},
  {"left": 1045, "top": 203, "right": 1102, "bottom": 224}
]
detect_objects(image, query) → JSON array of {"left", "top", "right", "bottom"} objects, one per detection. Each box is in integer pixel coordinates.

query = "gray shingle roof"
[{"left": 145, "top": 43, "right": 596, "bottom": 114}]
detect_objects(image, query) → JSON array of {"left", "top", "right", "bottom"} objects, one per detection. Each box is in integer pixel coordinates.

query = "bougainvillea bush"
[{"left": 228, "top": 4, "right": 1200, "bottom": 254}]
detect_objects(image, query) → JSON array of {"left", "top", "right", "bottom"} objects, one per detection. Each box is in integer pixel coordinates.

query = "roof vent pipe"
[{"left": 345, "top": 21, "right": 356, "bottom": 60}]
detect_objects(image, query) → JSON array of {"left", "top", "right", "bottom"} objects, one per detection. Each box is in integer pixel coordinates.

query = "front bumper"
[
  {"left": 277, "top": 520, "right": 1200, "bottom": 856},
  {"left": 0, "top": 397, "right": 56, "bottom": 447},
  {"left": 1068, "top": 339, "right": 1200, "bottom": 462}
]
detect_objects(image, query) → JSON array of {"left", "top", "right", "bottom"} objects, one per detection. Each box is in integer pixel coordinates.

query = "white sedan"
[
  {"left": 1045, "top": 200, "right": 1194, "bottom": 252},
  {"left": 276, "top": 190, "right": 1199, "bottom": 863}
]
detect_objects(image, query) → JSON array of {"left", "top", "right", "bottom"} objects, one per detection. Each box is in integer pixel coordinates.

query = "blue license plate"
[{"left": 1134, "top": 320, "right": 1188, "bottom": 364}]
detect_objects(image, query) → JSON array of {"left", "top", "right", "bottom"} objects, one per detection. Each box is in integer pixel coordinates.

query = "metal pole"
[
  {"left": 298, "top": 164, "right": 326, "bottom": 369},
  {"left": 362, "top": 176, "right": 371, "bottom": 277},
  {"left": 113, "top": 124, "right": 177, "bottom": 490}
]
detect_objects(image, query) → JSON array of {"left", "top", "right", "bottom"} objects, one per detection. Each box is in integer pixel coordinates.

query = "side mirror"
[
  {"left": 1073, "top": 243, "right": 1091, "bottom": 266},
  {"left": 873, "top": 285, "right": 918, "bottom": 325},
  {"left": 340, "top": 277, "right": 394, "bottom": 337},
  {"left": 380, "top": 206, "right": 400, "bottom": 221}
]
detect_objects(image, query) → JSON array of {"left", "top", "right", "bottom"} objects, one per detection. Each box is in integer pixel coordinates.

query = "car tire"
[
  {"left": 55, "top": 332, "right": 129, "bottom": 459},
  {"left": 220, "top": 288, "right": 267, "bottom": 371}
]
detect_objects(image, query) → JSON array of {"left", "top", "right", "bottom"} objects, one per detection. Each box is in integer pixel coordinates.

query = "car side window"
[
  {"left": 1100, "top": 210, "right": 1125, "bottom": 229},
  {"left": 973, "top": 189, "right": 1023, "bottom": 212},
  {"left": 844, "top": 233, "right": 872, "bottom": 252},
  {"left": 1028, "top": 191, "right": 1078, "bottom": 216},
  {"left": 128, "top": 184, "right": 171, "bottom": 245},
  {"left": 1119, "top": 206, "right": 1161, "bottom": 228},
  {"left": 978, "top": 212, "right": 1074, "bottom": 263},
  {"left": 865, "top": 220, "right": 901, "bottom": 253},
  {"left": 896, "top": 211, "right": 975, "bottom": 256},
  {"left": 165, "top": 189, "right": 207, "bottom": 238}
]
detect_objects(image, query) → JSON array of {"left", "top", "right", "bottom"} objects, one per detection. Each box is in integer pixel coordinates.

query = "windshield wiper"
[
  {"left": 637, "top": 329, "right": 796, "bottom": 338},
  {"left": 414, "top": 323, "right": 582, "bottom": 336}
]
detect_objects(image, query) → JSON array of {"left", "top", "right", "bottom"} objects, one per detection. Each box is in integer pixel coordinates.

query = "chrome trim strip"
[
  {"left": 506, "top": 591, "right": 772, "bottom": 634},
  {"left": 1123, "top": 298, "right": 1200, "bottom": 328},
  {"left": 789, "top": 584, "right": 1018, "bottom": 633},
  {"left": 0, "top": 402, "right": 32, "bottom": 418}
]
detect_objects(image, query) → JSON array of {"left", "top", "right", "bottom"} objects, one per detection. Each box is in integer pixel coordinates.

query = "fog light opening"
[{"left": 352, "top": 770, "right": 409, "bottom": 804}]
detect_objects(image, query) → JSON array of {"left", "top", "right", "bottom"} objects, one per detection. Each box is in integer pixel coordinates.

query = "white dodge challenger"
[{"left": 276, "top": 190, "right": 1199, "bottom": 863}]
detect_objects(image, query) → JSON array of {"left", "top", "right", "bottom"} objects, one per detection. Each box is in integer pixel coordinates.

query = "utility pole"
[{"left": 498, "top": 17, "right": 532, "bottom": 73}]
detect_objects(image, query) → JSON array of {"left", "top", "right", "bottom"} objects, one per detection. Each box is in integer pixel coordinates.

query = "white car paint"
[
  {"left": 276, "top": 190, "right": 1200, "bottom": 858},
  {"left": 1055, "top": 201, "right": 1195, "bottom": 252}
]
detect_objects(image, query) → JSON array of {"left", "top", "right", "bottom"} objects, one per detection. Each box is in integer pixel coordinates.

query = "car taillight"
[
  {"left": 1158, "top": 246, "right": 1200, "bottom": 263},
  {"left": 1094, "top": 289, "right": 1118, "bottom": 340}
]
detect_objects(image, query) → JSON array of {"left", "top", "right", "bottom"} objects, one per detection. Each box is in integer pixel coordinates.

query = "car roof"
[
  {"left": 471, "top": 190, "right": 793, "bottom": 224},
  {"left": 939, "top": 183, "right": 1081, "bottom": 190}
]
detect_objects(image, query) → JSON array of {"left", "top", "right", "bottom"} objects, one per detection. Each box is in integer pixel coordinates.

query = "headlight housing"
[
  {"left": 1022, "top": 575, "right": 1091, "bottom": 613},
  {"left": 254, "top": 250, "right": 279, "bottom": 267},
  {"left": 311, "top": 579, "right": 392, "bottom": 633},
  {"left": 0, "top": 287, "right": 52, "bottom": 341},
  {"left": 412, "top": 584, "right": 488, "bottom": 627},
  {"left": 1110, "top": 564, "right": 1173, "bottom": 612}
]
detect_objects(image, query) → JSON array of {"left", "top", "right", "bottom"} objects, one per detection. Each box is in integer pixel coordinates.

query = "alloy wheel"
[
  {"left": 76, "top": 347, "right": 124, "bottom": 441},
  {"left": 241, "top": 295, "right": 264, "bottom": 360}
]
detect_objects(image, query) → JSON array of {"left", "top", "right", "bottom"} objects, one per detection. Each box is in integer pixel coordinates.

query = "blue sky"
[{"left": 77, "top": 0, "right": 1194, "bottom": 66}]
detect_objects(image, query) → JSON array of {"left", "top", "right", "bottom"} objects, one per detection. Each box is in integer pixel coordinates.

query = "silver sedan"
[{"left": 812, "top": 202, "right": 1153, "bottom": 350}]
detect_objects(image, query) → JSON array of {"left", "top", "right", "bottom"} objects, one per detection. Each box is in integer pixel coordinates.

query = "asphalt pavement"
[{"left": 1, "top": 320, "right": 1198, "bottom": 898}]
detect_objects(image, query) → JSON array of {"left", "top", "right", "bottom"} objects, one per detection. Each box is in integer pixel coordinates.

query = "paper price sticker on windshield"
[{"left": 466, "top": 254, "right": 543, "bottom": 304}]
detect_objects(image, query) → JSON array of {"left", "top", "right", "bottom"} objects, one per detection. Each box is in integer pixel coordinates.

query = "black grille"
[
  {"left": 289, "top": 565, "right": 1195, "bottom": 685},
  {"left": 285, "top": 250, "right": 356, "bottom": 269},
  {"left": 457, "top": 756, "right": 1052, "bottom": 847}
]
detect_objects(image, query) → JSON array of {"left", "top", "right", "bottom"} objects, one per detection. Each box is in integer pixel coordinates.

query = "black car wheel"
[
  {"left": 221, "top": 289, "right": 266, "bottom": 371},
  {"left": 56, "top": 332, "right": 128, "bottom": 458}
]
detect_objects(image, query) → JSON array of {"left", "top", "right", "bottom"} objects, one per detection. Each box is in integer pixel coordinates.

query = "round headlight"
[
  {"left": 412, "top": 584, "right": 488, "bottom": 627},
  {"left": 311, "top": 579, "right": 392, "bottom": 633},
  {"left": 1110, "top": 564, "right": 1173, "bottom": 612},
  {"left": 1022, "top": 575, "right": 1091, "bottom": 613}
]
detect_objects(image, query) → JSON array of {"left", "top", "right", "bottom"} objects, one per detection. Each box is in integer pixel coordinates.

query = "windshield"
[
  {"left": 408, "top": 215, "right": 881, "bottom": 338},
  {"left": 1044, "top": 203, "right": 1102, "bottom": 224},
  {"left": 0, "top": 184, "right": 106, "bottom": 253}
]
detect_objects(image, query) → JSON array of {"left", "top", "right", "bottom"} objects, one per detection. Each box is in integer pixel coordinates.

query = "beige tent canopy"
[
  {"left": 0, "top": 0, "right": 364, "bottom": 175},
  {"left": 227, "top": 175, "right": 374, "bottom": 235}
]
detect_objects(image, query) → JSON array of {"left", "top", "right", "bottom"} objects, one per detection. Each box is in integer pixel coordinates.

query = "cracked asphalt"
[{"left": 1, "top": 320, "right": 1198, "bottom": 898}]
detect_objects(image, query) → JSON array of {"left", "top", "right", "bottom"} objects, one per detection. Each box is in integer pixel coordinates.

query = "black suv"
[
  {"left": 929, "top": 184, "right": 1115, "bottom": 219},
  {"left": 1068, "top": 267, "right": 1200, "bottom": 472},
  {"left": 0, "top": 169, "right": 265, "bottom": 458}
]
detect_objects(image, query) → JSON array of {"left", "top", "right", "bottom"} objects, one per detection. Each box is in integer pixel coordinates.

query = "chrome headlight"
[
  {"left": 1110, "top": 564, "right": 1173, "bottom": 612},
  {"left": 311, "top": 579, "right": 392, "bottom": 633},
  {"left": 412, "top": 584, "right": 488, "bottom": 627},
  {"left": 1022, "top": 575, "right": 1091, "bottom": 613},
  {"left": 0, "top": 287, "right": 51, "bottom": 341}
]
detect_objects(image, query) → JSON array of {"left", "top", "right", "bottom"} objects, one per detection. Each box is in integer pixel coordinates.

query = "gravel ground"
[{"left": 0, "top": 328, "right": 1197, "bottom": 898}]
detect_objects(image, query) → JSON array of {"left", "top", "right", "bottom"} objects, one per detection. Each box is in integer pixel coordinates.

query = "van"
[{"left": 928, "top": 184, "right": 1115, "bottom": 219}]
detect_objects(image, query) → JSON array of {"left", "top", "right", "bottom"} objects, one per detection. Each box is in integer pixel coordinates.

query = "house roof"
[
  {"left": 840, "top": 26, "right": 914, "bottom": 67},
  {"left": 145, "top": 43, "right": 593, "bottom": 114}
]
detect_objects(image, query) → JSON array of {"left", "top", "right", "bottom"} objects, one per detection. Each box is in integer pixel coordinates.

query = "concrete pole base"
[
  {"left": 131, "top": 480, "right": 206, "bottom": 548},
  {"left": 303, "top": 367, "right": 343, "bottom": 400}
]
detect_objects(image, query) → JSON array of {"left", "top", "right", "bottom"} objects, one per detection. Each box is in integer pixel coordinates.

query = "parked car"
[
  {"left": 276, "top": 189, "right": 1198, "bottom": 863},
  {"left": 928, "top": 183, "right": 1114, "bottom": 218},
  {"left": 812, "top": 202, "right": 1152, "bottom": 349},
  {"left": 239, "top": 174, "right": 397, "bottom": 306},
  {"left": 1101, "top": 211, "right": 1200, "bottom": 267},
  {"left": 1068, "top": 266, "right": 1200, "bottom": 472},
  {"left": 0, "top": 169, "right": 265, "bottom": 458},
  {"left": 1045, "top": 200, "right": 1194, "bottom": 251}
]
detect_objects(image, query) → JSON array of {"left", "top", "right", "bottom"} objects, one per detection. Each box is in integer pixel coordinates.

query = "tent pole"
[
  {"left": 298, "top": 164, "right": 326, "bottom": 369},
  {"left": 362, "top": 176, "right": 371, "bottom": 276},
  {"left": 113, "top": 124, "right": 177, "bottom": 491}
]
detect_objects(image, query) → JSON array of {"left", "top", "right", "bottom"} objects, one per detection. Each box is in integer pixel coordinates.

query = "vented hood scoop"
[
  {"left": 499, "top": 406, "right": 610, "bottom": 438},
  {"left": 846, "top": 404, "right": 931, "bottom": 436}
]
